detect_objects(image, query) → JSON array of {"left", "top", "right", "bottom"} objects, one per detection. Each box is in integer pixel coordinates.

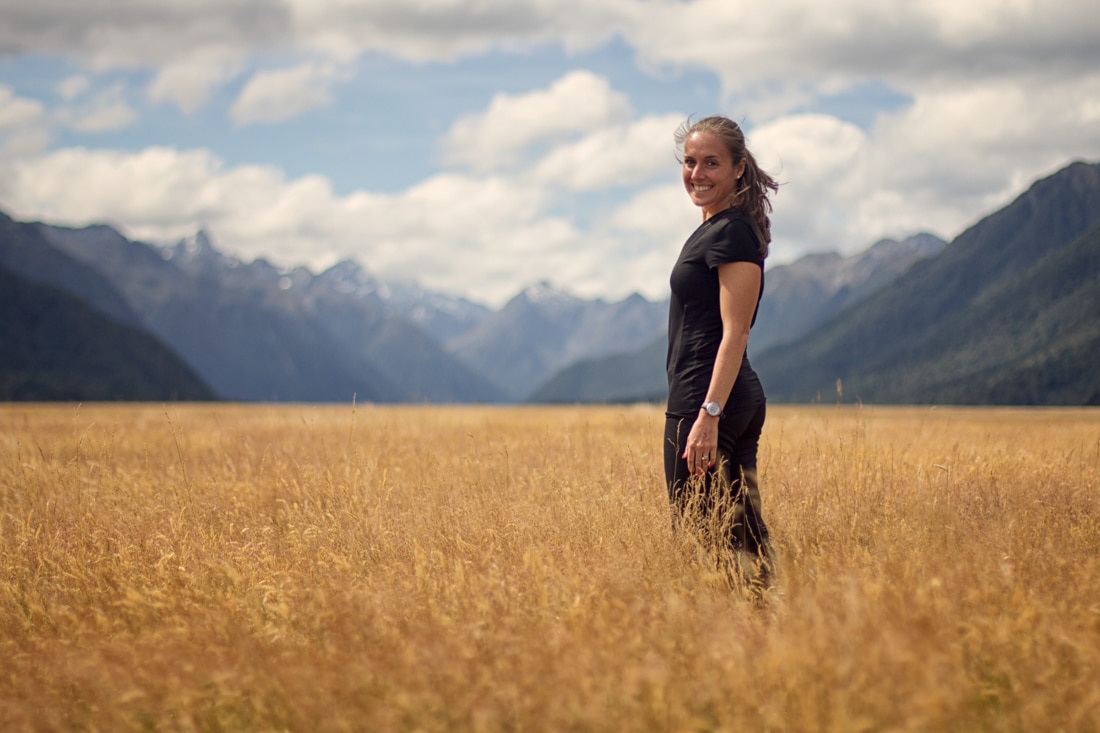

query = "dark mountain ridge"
[
  {"left": 756, "top": 160, "right": 1100, "bottom": 404},
  {"left": 37, "top": 224, "right": 403, "bottom": 402},
  {"left": 0, "top": 264, "right": 215, "bottom": 402},
  {"left": 752, "top": 232, "right": 947, "bottom": 352},
  {"left": 0, "top": 212, "right": 141, "bottom": 327}
]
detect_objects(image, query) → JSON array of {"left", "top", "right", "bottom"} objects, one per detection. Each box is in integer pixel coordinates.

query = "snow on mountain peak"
[
  {"left": 522, "top": 280, "right": 575, "bottom": 304},
  {"left": 317, "top": 258, "right": 381, "bottom": 297}
]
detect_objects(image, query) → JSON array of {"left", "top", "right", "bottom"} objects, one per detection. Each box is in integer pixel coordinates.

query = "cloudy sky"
[{"left": 2, "top": 1, "right": 1098, "bottom": 306}]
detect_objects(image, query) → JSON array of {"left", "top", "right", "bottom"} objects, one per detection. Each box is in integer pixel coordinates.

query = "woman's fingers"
[{"left": 682, "top": 449, "right": 714, "bottom": 475}]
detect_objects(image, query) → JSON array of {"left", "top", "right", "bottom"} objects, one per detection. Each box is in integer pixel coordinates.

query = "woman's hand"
[
  {"left": 683, "top": 412, "right": 719, "bottom": 476},
  {"left": 681, "top": 262, "right": 760, "bottom": 477}
]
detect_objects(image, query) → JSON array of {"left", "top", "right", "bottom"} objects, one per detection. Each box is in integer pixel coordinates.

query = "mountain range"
[
  {"left": 0, "top": 213, "right": 214, "bottom": 401},
  {"left": 2, "top": 159, "right": 1096, "bottom": 405},
  {"left": 449, "top": 284, "right": 668, "bottom": 400},
  {"left": 31, "top": 225, "right": 497, "bottom": 403},
  {"left": 757, "top": 160, "right": 1100, "bottom": 405}
]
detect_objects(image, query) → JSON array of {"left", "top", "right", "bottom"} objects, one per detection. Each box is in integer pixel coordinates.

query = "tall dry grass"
[{"left": 1, "top": 403, "right": 1098, "bottom": 731}]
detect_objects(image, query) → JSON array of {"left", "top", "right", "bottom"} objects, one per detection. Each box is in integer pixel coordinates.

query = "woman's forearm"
[{"left": 704, "top": 329, "right": 749, "bottom": 410}]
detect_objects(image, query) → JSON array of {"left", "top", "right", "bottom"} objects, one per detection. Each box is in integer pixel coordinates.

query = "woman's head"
[{"left": 675, "top": 115, "right": 778, "bottom": 256}]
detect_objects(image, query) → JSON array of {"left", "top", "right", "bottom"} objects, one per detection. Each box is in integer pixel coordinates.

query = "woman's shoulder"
[
  {"left": 692, "top": 208, "right": 751, "bottom": 244},
  {"left": 706, "top": 209, "right": 760, "bottom": 256},
  {"left": 714, "top": 207, "right": 755, "bottom": 233}
]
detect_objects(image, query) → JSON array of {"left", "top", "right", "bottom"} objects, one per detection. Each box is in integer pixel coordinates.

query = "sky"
[{"left": 1, "top": 1, "right": 1099, "bottom": 307}]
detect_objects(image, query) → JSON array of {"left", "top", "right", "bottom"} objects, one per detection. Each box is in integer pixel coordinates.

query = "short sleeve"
[{"left": 703, "top": 216, "right": 760, "bottom": 270}]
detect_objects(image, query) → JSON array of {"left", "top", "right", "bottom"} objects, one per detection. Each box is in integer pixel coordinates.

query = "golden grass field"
[{"left": 1, "top": 402, "right": 1098, "bottom": 731}]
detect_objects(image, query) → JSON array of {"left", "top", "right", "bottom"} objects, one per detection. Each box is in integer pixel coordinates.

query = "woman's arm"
[{"left": 683, "top": 261, "right": 761, "bottom": 475}]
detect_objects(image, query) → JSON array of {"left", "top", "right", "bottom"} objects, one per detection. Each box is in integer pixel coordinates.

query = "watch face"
[{"left": 705, "top": 402, "right": 721, "bottom": 416}]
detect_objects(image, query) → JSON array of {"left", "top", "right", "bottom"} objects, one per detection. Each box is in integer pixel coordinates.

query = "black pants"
[{"left": 664, "top": 399, "right": 771, "bottom": 559}]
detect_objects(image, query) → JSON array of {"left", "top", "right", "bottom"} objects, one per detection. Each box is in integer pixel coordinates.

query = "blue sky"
[{"left": 2, "top": 0, "right": 1099, "bottom": 306}]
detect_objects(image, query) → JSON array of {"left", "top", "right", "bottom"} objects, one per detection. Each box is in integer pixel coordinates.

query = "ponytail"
[{"left": 737, "top": 148, "right": 779, "bottom": 258}]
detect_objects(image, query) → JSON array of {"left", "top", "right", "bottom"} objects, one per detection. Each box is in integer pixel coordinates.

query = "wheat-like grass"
[{"left": 1, "top": 403, "right": 1098, "bottom": 731}]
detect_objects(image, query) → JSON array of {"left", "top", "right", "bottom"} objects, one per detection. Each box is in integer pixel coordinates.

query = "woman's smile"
[{"left": 682, "top": 130, "right": 746, "bottom": 220}]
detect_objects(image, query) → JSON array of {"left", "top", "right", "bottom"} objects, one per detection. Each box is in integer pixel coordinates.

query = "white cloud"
[
  {"left": 56, "top": 76, "right": 91, "bottom": 101},
  {"left": 0, "top": 86, "right": 45, "bottom": 130},
  {"left": 0, "top": 86, "right": 50, "bottom": 158},
  {"left": 741, "top": 65, "right": 1100, "bottom": 264},
  {"left": 3, "top": 147, "right": 232, "bottom": 228},
  {"left": 56, "top": 84, "right": 138, "bottom": 133},
  {"left": 837, "top": 70, "right": 1100, "bottom": 246},
  {"left": 532, "top": 113, "right": 684, "bottom": 191},
  {"left": 0, "top": 145, "right": 570, "bottom": 305},
  {"left": 230, "top": 61, "right": 344, "bottom": 126},
  {"left": 623, "top": 0, "right": 1100, "bottom": 101},
  {"left": 149, "top": 58, "right": 242, "bottom": 114},
  {"left": 0, "top": 0, "right": 625, "bottom": 73},
  {"left": 2, "top": 0, "right": 1096, "bottom": 91},
  {"left": 610, "top": 183, "right": 695, "bottom": 236},
  {"left": 745, "top": 114, "right": 869, "bottom": 253},
  {"left": 0, "top": 135, "right": 692, "bottom": 306},
  {"left": 605, "top": 182, "right": 700, "bottom": 298},
  {"left": 442, "top": 70, "right": 633, "bottom": 171},
  {"left": 68, "top": 104, "right": 137, "bottom": 134},
  {"left": 287, "top": 0, "right": 627, "bottom": 62},
  {"left": 0, "top": 0, "right": 294, "bottom": 68}
]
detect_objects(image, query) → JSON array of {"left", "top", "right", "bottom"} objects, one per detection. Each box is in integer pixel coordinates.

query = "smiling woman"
[{"left": 664, "top": 115, "right": 779, "bottom": 596}]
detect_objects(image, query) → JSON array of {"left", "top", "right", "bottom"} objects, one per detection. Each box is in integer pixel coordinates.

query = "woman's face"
[{"left": 682, "top": 130, "right": 746, "bottom": 220}]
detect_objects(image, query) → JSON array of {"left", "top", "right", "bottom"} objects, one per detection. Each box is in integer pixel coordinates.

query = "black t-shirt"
[{"left": 666, "top": 208, "right": 764, "bottom": 417}]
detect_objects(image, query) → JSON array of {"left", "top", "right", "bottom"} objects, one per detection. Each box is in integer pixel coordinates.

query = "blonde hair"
[{"left": 675, "top": 116, "right": 778, "bottom": 258}]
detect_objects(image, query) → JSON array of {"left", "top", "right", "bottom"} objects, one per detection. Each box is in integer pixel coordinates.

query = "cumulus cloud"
[
  {"left": 734, "top": 62, "right": 1100, "bottom": 264},
  {"left": 624, "top": 1, "right": 1100, "bottom": 101},
  {"left": 230, "top": 61, "right": 345, "bottom": 126},
  {"left": 441, "top": 70, "right": 633, "bottom": 172},
  {"left": 71, "top": 105, "right": 137, "bottom": 134},
  {"left": 0, "top": 0, "right": 623, "bottom": 71},
  {"left": 286, "top": 0, "right": 626, "bottom": 61},
  {"left": 0, "top": 0, "right": 292, "bottom": 68},
  {"left": 843, "top": 70, "right": 1100, "bottom": 242},
  {"left": 56, "top": 76, "right": 91, "bottom": 101},
  {"left": 0, "top": 86, "right": 45, "bottom": 131},
  {"left": 3, "top": 0, "right": 1097, "bottom": 91},
  {"left": 746, "top": 114, "right": 869, "bottom": 251},
  {"left": 60, "top": 85, "right": 139, "bottom": 133},
  {"left": 0, "top": 145, "right": 602, "bottom": 305},
  {"left": 603, "top": 182, "right": 700, "bottom": 297},
  {"left": 532, "top": 113, "right": 684, "bottom": 191},
  {"left": 0, "top": 86, "right": 50, "bottom": 157},
  {"left": 0, "top": 131, "right": 695, "bottom": 306},
  {"left": 3, "top": 147, "right": 239, "bottom": 228},
  {"left": 148, "top": 58, "right": 243, "bottom": 114}
]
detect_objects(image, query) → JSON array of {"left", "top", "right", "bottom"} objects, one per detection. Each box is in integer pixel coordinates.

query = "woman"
[{"left": 664, "top": 115, "right": 778, "bottom": 588}]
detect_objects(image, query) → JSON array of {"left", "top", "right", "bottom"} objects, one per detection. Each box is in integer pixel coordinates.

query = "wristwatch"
[{"left": 701, "top": 401, "right": 723, "bottom": 417}]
